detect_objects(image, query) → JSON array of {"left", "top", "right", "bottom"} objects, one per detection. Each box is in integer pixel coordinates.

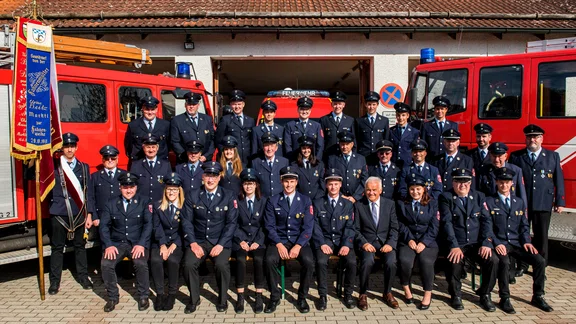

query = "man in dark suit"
[
  {"left": 125, "top": 96, "right": 170, "bottom": 161},
  {"left": 252, "top": 99, "right": 285, "bottom": 158},
  {"left": 283, "top": 96, "right": 324, "bottom": 161},
  {"left": 421, "top": 96, "right": 458, "bottom": 159},
  {"left": 355, "top": 91, "right": 390, "bottom": 165},
  {"left": 264, "top": 167, "right": 315, "bottom": 314},
  {"left": 130, "top": 134, "right": 172, "bottom": 204},
  {"left": 175, "top": 141, "right": 204, "bottom": 194},
  {"left": 320, "top": 91, "right": 356, "bottom": 161},
  {"left": 354, "top": 176, "right": 399, "bottom": 311},
  {"left": 390, "top": 102, "right": 419, "bottom": 168},
  {"left": 430, "top": 129, "right": 475, "bottom": 192},
  {"left": 251, "top": 133, "right": 290, "bottom": 198},
  {"left": 398, "top": 139, "right": 443, "bottom": 200},
  {"left": 182, "top": 162, "right": 238, "bottom": 313},
  {"left": 170, "top": 92, "right": 215, "bottom": 163},
  {"left": 48, "top": 132, "right": 93, "bottom": 295},
  {"left": 367, "top": 140, "right": 401, "bottom": 199},
  {"left": 312, "top": 169, "right": 357, "bottom": 310},
  {"left": 327, "top": 131, "right": 368, "bottom": 204},
  {"left": 99, "top": 173, "right": 152, "bottom": 312},
  {"left": 465, "top": 123, "right": 493, "bottom": 176},
  {"left": 509, "top": 124, "right": 565, "bottom": 273},
  {"left": 215, "top": 90, "right": 255, "bottom": 164}
]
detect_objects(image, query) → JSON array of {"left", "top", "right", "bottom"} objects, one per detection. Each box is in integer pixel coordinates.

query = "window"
[
  {"left": 537, "top": 60, "right": 576, "bottom": 118},
  {"left": 161, "top": 90, "right": 207, "bottom": 122},
  {"left": 478, "top": 65, "right": 522, "bottom": 119},
  {"left": 412, "top": 69, "right": 468, "bottom": 120},
  {"left": 58, "top": 81, "right": 106, "bottom": 123},
  {"left": 119, "top": 86, "right": 152, "bottom": 123}
]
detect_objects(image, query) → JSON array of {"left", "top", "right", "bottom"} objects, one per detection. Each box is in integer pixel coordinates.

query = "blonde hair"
[
  {"left": 160, "top": 186, "right": 185, "bottom": 211},
  {"left": 219, "top": 147, "right": 243, "bottom": 177}
]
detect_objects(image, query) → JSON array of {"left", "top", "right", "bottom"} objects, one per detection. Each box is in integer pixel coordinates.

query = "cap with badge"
[
  {"left": 62, "top": 132, "right": 79, "bottom": 146},
  {"left": 202, "top": 161, "right": 223, "bottom": 175},
  {"left": 364, "top": 91, "right": 380, "bottom": 103},
  {"left": 407, "top": 173, "right": 427, "bottom": 187},
  {"left": 337, "top": 130, "right": 355, "bottom": 143},
  {"left": 393, "top": 102, "right": 411, "bottom": 113},
  {"left": 442, "top": 128, "right": 461, "bottom": 140},
  {"left": 432, "top": 96, "right": 450, "bottom": 108},
  {"left": 261, "top": 99, "right": 277, "bottom": 111},
  {"left": 488, "top": 142, "right": 508, "bottom": 155},
  {"left": 474, "top": 123, "right": 493, "bottom": 134},
  {"left": 280, "top": 166, "right": 299, "bottom": 179},
  {"left": 452, "top": 168, "right": 473, "bottom": 181},
  {"left": 261, "top": 132, "right": 279, "bottom": 144},
  {"left": 143, "top": 133, "right": 159, "bottom": 145},
  {"left": 324, "top": 168, "right": 343, "bottom": 181},
  {"left": 330, "top": 91, "right": 347, "bottom": 102},
  {"left": 494, "top": 167, "right": 515, "bottom": 181},
  {"left": 184, "top": 92, "right": 202, "bottom": 105},
  {"left": 221, "top": 135, "right": 239, "bottom": 148},
  {"left": 230, "top": 90, "right": 246, "bottom": 102},
  {"left": 186, "top": 140, "right": 204, "bottom": 153},
  {"left": 164, "top": 173, "right": 183, "bottom": 187},
  {"left": 99, "top": 145, "right": 119, "bottom": 157},
  {"left": 523, "top": 124, "right": 545, "bottom": 136},
  {"left": 141, "top": 96, "right": 160, "bottom": 109},
  {"left": 297, "top": 96, "right": 314, "bottom": 109},
  {"left": 119, "top": 172, "right": 139, "bottom": 186},
  {"left": 298, "top": 135, "right": 315, "bottom": 147},
  {"left": 410, "top": 139, "right": 428, "bottom": 151},
  {"left": 240, "top": 168, "right": 259, "bottom": 183},
  {"left": 376, "top": 139, "right": 393, "bottom": 152}
]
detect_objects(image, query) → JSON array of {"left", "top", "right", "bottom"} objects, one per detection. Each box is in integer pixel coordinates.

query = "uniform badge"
[
  {"left": 204, "top": 130, "right": 209, "bottom": 134},
  {"left": 491, "top": 211, "right": 494, "bottom": 215},
  {"left": 224, "top": 206, "right": 228, "bottom": 211},
  {"left": 515, "top": 211, "right": 518, "bottom": 216},
  {"left": 157, "top": 175, "right": 164, "bottom": 183},
  {"left": 344, "top": 215, "right": 349, "bottom": 220},
  {"left": 314, "top": 170, "right": 319, "bottom": 177},
  {"left": 295, "top": 213, "right": 300, "bottom": 219},
  {"left": 519, "top": 211, "right": 523, "bottom": 216},
  {"left": 216, "top": 207, "right": 220, "bottom": 211}
]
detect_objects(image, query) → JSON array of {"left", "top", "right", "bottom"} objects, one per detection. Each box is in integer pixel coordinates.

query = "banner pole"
[{"left": 36, "top": 153, "right": 46, "bottom": 301}]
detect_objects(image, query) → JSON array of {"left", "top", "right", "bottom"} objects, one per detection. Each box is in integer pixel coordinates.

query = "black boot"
[
  {"left": 163, "top": 294, "right": 176, "bottom": 311},
  {"left": 235, "top": 294, "right": 245, "bottom": 314},
  {"left": 254, "top": 293, "right": 264, "bottom": 314},
  {"left": 154, "top": 294, "right": 165, "bottom": 311}
]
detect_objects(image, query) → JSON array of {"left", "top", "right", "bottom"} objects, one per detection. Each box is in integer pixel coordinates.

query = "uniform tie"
[
  {"left": 331, "top": 199, "right": 336, "bottom": 209},
  {"left": 248, "top": 200, "right": 253, "bottom": 215},
  {"left": 169, "top": 204, "right": 175, "bottom": 217},
  {"left": 190, "top": 164, "right": 196, "bottom": 175},
  {"left": 301, "top": 121, "right": 307, "bottom": 129},
  {"left": 459, "top": 196, "right": 467, "bottom": 209},
  {"left": 400, "top": 126, "right": 405, "bottom": 136},
  {"left": 480, "top": 150, "right": 486, "bottom": 160},
  {"left": 306, "top": 161, "right": 310, "bottom": 169},
  {"left": 67, "top": 162, "right": 73, "bottom": 167},
  {"left": 531, "top": 152, "right": 537, "bottom": 163},
  {"left": 192, "top": 116, "right": 198, "bottom": 127},
  {"left": 237, "top": 115, "right": 243, "bottom": 126},
  {"left": 417, "top": 165, "right": 423, "bottom": 173},
  {"left": 439, "top": 121, "right": 444, "bottom": 134},
  {"left": 124, "top": 199, "right": 131, "bottom": 212},
  {"left": 446, "top": 156, "right": 453, "bottom": 167},
  {"left": 336, "top": 116, "right": 340, "bottom": 125},
  {"left": 413, "top": 201, "right": 420, "bottom": 214},
  {"left": 505, "top": 197, "right": 510, "bottom": 209},
  {"left": 268, "top": 125, "right": 273, "bottom": 132},
  {"left": 227, "top": 161, "right": 233, "bottom": 175},
  {"left": 371, "top": 202, "right": 379, "bottom": 226},
  {"left": 286, "top": 196, "right": 291, "bottom": 208},
  {"left": 148, "top": 121, "right": 153, "bottom": 132},
  {"left": 108, "top": 170, "right": 113, "bottom": 179},
  {"left": 370, "top": 116, "right": 375, "bottom": 126},
  {"left": 382, "top": 164, "right": 388, "bottom": 174},
  {"left": 344, "top": 154, "right": 349, "bottom": 164},
  {"left": 149, "top": 161, "right": 154, "bottom": 169},
  {"left": 268, "top": 161, "right": 273, "bottom": 169},
  {"left": 208, "top": 193, "right": 214, "bottom": 201}
]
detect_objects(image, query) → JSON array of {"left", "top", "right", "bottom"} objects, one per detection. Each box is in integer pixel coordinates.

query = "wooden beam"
[
  {"left": 448, "top": 33, "right": 457, "bottom": 40},
  {"left": 405, "top": 33, "right": 413, "bottom": 40},
  {"left": 493, "top": 33, "right": 503, "bottom": 40}
]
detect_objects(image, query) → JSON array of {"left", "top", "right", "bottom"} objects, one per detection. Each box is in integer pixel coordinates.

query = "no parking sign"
[{"left": 379, "top": 83, "right": 404, "bottom": 108}]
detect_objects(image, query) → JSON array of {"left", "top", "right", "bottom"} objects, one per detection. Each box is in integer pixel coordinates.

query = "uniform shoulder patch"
[
  {"left": 233, "top": 200, "right": 238, "bottom": 209},
  {"left": 310, "top": 205, "right": 314, "bottom": 214},
  {"left": 148, "top": 204, "right": 153, "bottom": 213},
  {"left": 437, "top": 174, "right": 442, "bottom": 182},
  {"left": 483, "top": 202, "right": 488, "bottom": 210},
  {"left": 436, "top": 211, "right": 440, "bottom": 220}
]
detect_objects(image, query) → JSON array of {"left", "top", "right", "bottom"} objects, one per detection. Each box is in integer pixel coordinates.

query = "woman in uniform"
[
  {"left": 396, "top": 174, "right": 439, "bottom": 310},
  {"left": 291, "top": 135, "right": 325, "bottom": 200},
  {"left": 150, "top": 173, "right": 185, "bottom": 311},
  {"left": 219, "top": 135, "right": 244, "bottom": 196}
]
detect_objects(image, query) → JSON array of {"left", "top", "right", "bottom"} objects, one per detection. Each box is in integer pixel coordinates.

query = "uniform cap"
[
  {"left": 184, "top": 92, "right": 202, "bottom": 105},
  {"left": 330, "top": 91, "right": 347, "bottom": 102},
  {"left": 488, "top": 142, "right": 508, "bottom": 155},
  {"left": 410, "top": 139, "right": 428, "bottom": 151},
  {"left": 141, "top": 96, "right": 160, "bottom": 108},
  {"left": 451, "top": 168, "right": 473, "bottom": 181},
  {"left": 62, "top": 132, "right": 79, "bottom": 145},
  {"left": 337, "top": 130, "right": 355, "bottom": 143},
  {"left": 230, "top": 89, "right": 246, "bottom": 102},
  {"left": 407, "top": 173, "right": 427, "bottom": 187},
  {"left": 298, "top": 135, "right": 315, "bottom": 147},
  {"left": 240, "top": 168, "right": 259, "bottom": 183},
  {"left": 376, "top": 139, "right": 394, "bottom": 152},
  {"left": 432, "top": 96, "right": 450, "bottom": 107},
  {"left": 99, "top": 145, "right": 119, "bottom": 157},
  {"left": 364, "top": 91, "right": 380, "bottom": 102},
  {"left": 221, "top": 135, "right": 239, "bottom": 148},
  {"left": 494, "top": 167, "right": 515, "bottom": 181},
  {"left": 324, "top": 168, "right": 343, "bottom": 181},
  {"left": 442, "top": 128, "right": 461, "bottom": 140},
  {"left": 119, "top": 172, "right": 139, "bottom": 186},
  {"left": 474, "top": 123, "right": 493, "bottom": 134},
  {"left": 143, "top": 133, "right": 159, "bottom": 145},
  {"left": 202, "top": 161, "right": 223, "bottom": 175},
  {"left": 297, "top": 96, "right": 314, "bottom": 109},
  {"left": 186, "top": 140, "right": 204, "bottom": 153},
  {"left": 523, "top": 124, "right": 545, "bottom": 136},
  {"left": 164, "top": 173, "right": 183, "bottom": 186},
  {"left": 261, "top": 99, "right": 277, "bottom": 111},
  {"left": 280, "top": 166, "right": 299, "bottom": 179},
  {"left": 261, "top": 132, "right": 279, "bottom": 144},
  {"left": 393, "top": 102, "right": 411, "bottom": 113}
]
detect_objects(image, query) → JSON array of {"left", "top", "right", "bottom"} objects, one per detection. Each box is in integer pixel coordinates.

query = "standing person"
[
  {"left": 283, "top": 96, "right": 324, "bottom": 161},
  {"left": 421, "top": 96, "right": 458, "bottom": 159},
  {"left": 398, "top": 139, "right": 443, "bottom": 200},
  {"left": 509, "top": 124, "right": 565, "bottom": 274},
  {"left": 251, "top": 133, "right": 289, "bottom": 198},
  {"left": 181, "top": 162, "right": 238, "bottom": 313},
  {"left": 263, "top": 167, "right": 315, "bottom": 314},
  {"left": 355, "top": 91, "right": 390, "bottom": 165},
  {"left": 291, "top": 135, "right": 326, "bottom": 201},
  {"left": 99, "top": 173, "right": 152, "bottom": 312},
  {"left": 396, "top": 174, "right": 439, "bottom": 310},
  {"left": 89, "top": 145, "right": 126, "bottom": 228},
  {"left": 430, "top": 129, "right": 474, "bottom": 192},
  {"left": 170, "top": 92, "right": 215, "bottom": 163},
  {"left": 252, "top": 99, "right": 285, "bottom": 158},
  {"left": 48, "top": 133, "right": 94, "bottom": 295},
  {"left": 219, "top": 135, "right": 244, "bottom": 196},
  {"left": 150, "top": 173, "right": 185, "bottom": 311},
  {"left": 484, "top": 167, "right": 552, "bottom": 314},
  {"left": 390, "top": 102, "right": 419, "bottom": 168},
  {"left": 125, "top": 96, "right": 170, "bottom": 161},
  {"left": 465, "top": 123, "right": 493, "bottom": 176},
  {"left": 321, "top": 91, "right": 356, "bottom": 160},
  {"left": 327, "top": 131, "right": 368, "bottom": 204},
  {"left": 130, "top": 134, "right": 172, "bottom": 204},
  {"left": 175, "top": 141, "right": 204, "bottom": 194},
  {"left": 312, "top": 169, "right": 357, "bottom": 310},
  {"left": 354, "top": 177, "right": 399, "bottom": 311},
  {"left": 233, "top": 169, "right": 267, "bottom": 314},
  {"left": 439, "top": 168, "right": 498, "bottom": 311},
  {"left": 215, "top": 90, "right": 255, "bottom": 164},
  {"left": 368, "top": 140, "right": 401, "bottom": 200}
]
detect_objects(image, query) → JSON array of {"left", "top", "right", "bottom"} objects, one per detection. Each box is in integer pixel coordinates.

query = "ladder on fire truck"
[{"left": 526, "top": 37, "right": 576, "bottom": 53}]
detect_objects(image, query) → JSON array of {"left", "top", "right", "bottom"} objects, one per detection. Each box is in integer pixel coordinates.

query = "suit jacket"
[
  {"left": 477, "top": 162, "right": 528, "bottom": 207},
  {"left": 485, "top": 195, "right": 530, "bottom": 249},
  {"left": 251, "top": 123, "right": 285, "bottom": 158},
  {"left": 327, "top": 153, "right": 368, "bottom": 201},
  {"left": 312, "top": 196, "right": 355, "bottom": 249},
  {"left": 182, "top": 186, "right": 238, "bottom": 248},
  {"left": 355, "top": 113, "right": 390, "bottom": 157},
  {"left": 264, "top": 191, "right": 314, "bottom": 247},
  {"left": 431, "top": 152, "right": 475, "bottom": 192},
  {"left": 396, "top": 200, "right": 439, "bottom": 248},
  {"left": 368, "top": 162, "right": 401, "bottom": 200},
  {"left": 130, "top": 159, "right": 172, "bottom": 203},
  {"left": 99, "top": 195, "right": 152, "bottom": 249},
  {"left": 354, "top": 197, "right": 398, "bottom": 250},
  {"left": 89, "top": 168, "right": 127, "bottom": 220},
  {"left": 465, "top": 147, "right": 490, "bottom": 177},
  {"left": 233, "top": 197, "right": 267, "bottom": 250},
  {"left": 251, "top": 155, "right": 290, "bottom": 198},
  {"left": 398, "top": 162, "right": 443, "bottom": 200},
  {"left": 320, "top": 113, "right": 356, "bottom": 159},
  {"left": 152, "top": 201, "right": 184, "bottom": 248},
  {"left": 215, "top": 114, "right": 255, "bottom": 164},
  {"left": 291, "top": 161, "right": 326, "bottom": 201},
  {"left": 220, "top": 167, "right": 243, "bottom": 197},
  {"left": 125, "top": 117, "right": 170, "bottom": 160},
  {"left": 49, "top": 159, "right": 93, "bottom": 216},
  {"left": 175, "top": 162, "right": 204, "bottom": 195},
  {"left": 389, "top": 124, "right": 420, "bottom": 168},
  {"left": 421, "top": 119, "right": 458, "bottom": 158},
  {"left": 170, "top": 112, "right": 215, "bottom": 161},
  {"left": 283, "top": 119, "right": 324, "bottom": 161}
]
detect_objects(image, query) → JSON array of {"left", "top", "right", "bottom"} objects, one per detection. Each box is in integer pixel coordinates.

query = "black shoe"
[
  {"left": 163, "top": 294, "right": 176, "bottom": 311},
  {"left": 264, "top": 299, "right": 280, "bottom": 313},
  {"left": 48, "top": 282, "right": 59, "bottom": 295},
  {"left": 451, "top": 297, "right": 464, "bottom": 310},
  {"left": 343, "top": 294, "right": 355, "bottom": 309},
  {"left": 480, "top": 295, "right": 496, "bottom": 312},
  {"left": 404, "top": 296, "right": 414, "bottom": 304},
  {"left": 317, "top": 295, "right": 327, "bottom": 311},
  {"left": 154, "top": 294, "right": 165, "bottom": 311},
  {"left": 138, "top": 298, "right": 150, "bottom": 311},
  {"left": 254, "top": 294, "right": 264, "bottom": 314},
  {"left": 509, "top": 277, "right": 516, "bottom": 285},
  {"left": 79, "top": 278, "right": 93, "bottom": 290},
  {"left": 515, "top": 268, "right": 526, "bottom": 277},
  {"left": 296, "top": 298, "right": 310, "bottom": 313},
  {"left": 419, "top": 301, "right": 431, "bottom": 310},
  {"left": 104, "top": 300, "right": 118, "bottom": 312},
  {"left": 531, "top": 296, "right": 553, "bottom": 312},
  {"left": 235, "top": 295, "right": 245, "bottom": 314},
  {"left": 216, "top": 302, "right": 228, "bottom": 312},
  {"left": 184, "top": 299, "right": 201, "bottom": 314},
  {"left": 499, "top": 297, "right": 516, "bottom": 314}
]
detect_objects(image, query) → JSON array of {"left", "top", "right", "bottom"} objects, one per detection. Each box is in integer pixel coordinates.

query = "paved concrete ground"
[{"left": 1, "top": 241, "right": 575, "bottom": 324}]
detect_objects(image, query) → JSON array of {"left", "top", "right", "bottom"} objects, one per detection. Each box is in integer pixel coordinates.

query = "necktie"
[
  {"left": 192, "top": 116, "right": 197, "bottom": 127},
  {"left": 302, "top": 121, "right": 307, "bottom": 129},
  {"left": 531, "top": 152, "right": 537, "bottom": 163},
  {"left": 108, "top": 170, "right": 113, "bottom": 179},
  {"left": 382, "top": 164, "right": 388, "bottom": 174},
  {"left": 148, "top": 121, "right": 153, "bottom": 132},
  {"left": 237, "top": 115, "right": 243, "bottom": 126},
  {"left": 125, "top": 199, "right": 130, "bottom": 212},
  {"left": 505, "top": 197, "right": 510, "bottom": 208},
  {"left": 190, "top": 164, "right": 196, "bottom": 175},
  {"left": 370, "top": 116, "right": 375, "bottom": 125},
  {"left": 460, "top": 197, "right": 467, "bottom": 209},
  {"left": 169, "top": 204, "right": 175, "bottom": 217},
  {"left": 446, "top": 156, "right": 453, "bottom": 166},
  {"left": 227, "top": 162, "right": 233, "bottom": 175},
  {"left": 208, "top": 193, "right": 214, "bottom": 201},
  {"left": 417, "top": 165, "right": 423, "bottom": 173},
  {"left": 439, "top": 121, "right": 444, "bottom": 134},
  {"left": 286, "top": 196, "right": 291, "bottom": 208},
  {"left": 248, "top": 200, "right": 253, "bottom": 215},
  {"left": 481, "top": 150, "right": 486, "bottom": 160},
  {"left": 268, "top": 125, "right": 273, "bottom": 132},
  {"left": 149, "top": 161, "right": 154, "bottom": 169},
  {"left": 344, "top": 155, "right": 349, "bottom": 164},
  {"left": 67, "top": 162, "right": 73, "bottom": 167},
  {"left": 268, "top": 161, "right": 273, "bottom": 169},
  {"left": 336, "top": 116, "right": 340, "bottom": 125},
  {"left": 331, "top": 199, "right": 336, "bottom": 209},
  {"left": 413, "top": 201, "right": 420, "bottom": 214},
  {"left": 400, "top": 126, "right": 405, "bottom": 136},
  {"left": 371, "top": 202, "right": 378, "bottom": 226},
  {"left": 306, "top": 161, "right": 310, "bottom": 169}
]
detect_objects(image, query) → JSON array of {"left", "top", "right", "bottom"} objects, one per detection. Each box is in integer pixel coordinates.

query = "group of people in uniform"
[{"left": 45, "top": 89, "right": 565, "bottom": 316}]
